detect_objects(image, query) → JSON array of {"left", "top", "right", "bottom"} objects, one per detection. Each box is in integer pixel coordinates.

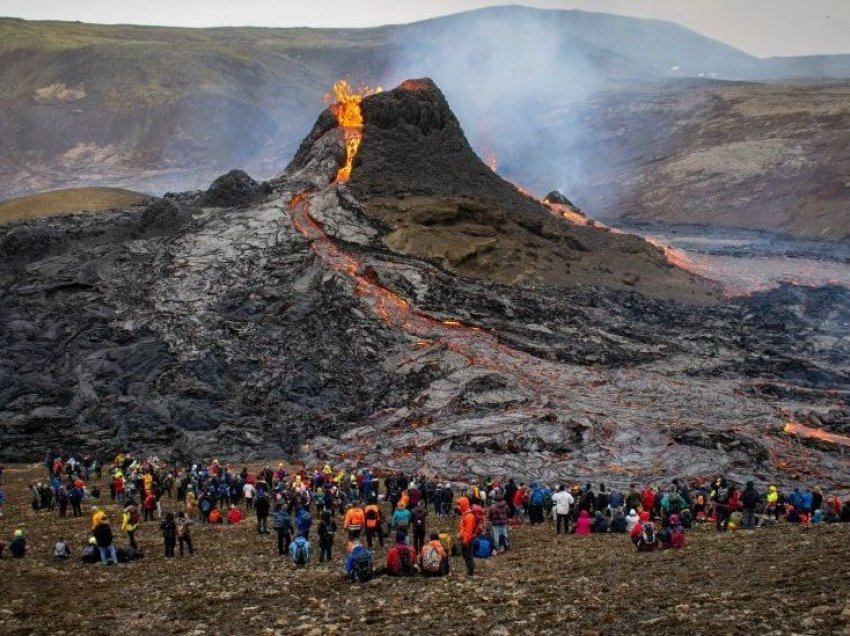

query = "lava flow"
[
  {"left": 327, "top": 81, "right": 381, "bottom": 183},
  {"left": 783, "top": 421, "right": 850, "bottom": 448},
  {"left": 287, "top": 189, "right": 597, "bottom": 400}
]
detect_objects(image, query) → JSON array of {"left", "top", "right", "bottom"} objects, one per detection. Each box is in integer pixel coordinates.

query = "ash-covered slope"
[{"left": 2, "top": 78, "right": 850, "bottom": 490}]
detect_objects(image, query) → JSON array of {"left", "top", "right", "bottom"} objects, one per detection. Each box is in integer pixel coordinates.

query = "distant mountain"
[{"left": 1, "top": 6, "right": 848, "bottom": 236}]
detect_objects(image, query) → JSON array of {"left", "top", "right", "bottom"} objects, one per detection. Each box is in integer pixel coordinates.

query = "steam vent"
[{"left": 2, "top": 78, "right": 850, "bottom": 490}]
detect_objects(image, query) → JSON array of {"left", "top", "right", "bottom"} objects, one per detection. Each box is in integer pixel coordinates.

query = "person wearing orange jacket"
[
  {"left": 456, "top": 496, "right": 477, "bottom": 577},
  {"left": 343, "top": 501, "right": 366, "bottom": 541},
  {"left": 364, "top": 497, "right": 385, "bottom": 548}
]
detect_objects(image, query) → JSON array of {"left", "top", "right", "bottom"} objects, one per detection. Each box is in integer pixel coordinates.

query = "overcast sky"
[{"left": 3, "top": 1, "right": 847, "bottom": 57}]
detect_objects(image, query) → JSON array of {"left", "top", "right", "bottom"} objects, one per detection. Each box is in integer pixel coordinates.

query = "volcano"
[{"left": 2, "top": 78, "right": 850, "bottom": 490}]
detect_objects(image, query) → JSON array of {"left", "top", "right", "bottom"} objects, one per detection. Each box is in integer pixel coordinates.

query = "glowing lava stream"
[
  {"left": 287, "top": 190, "right": 597, "bottom": 396},
  {"left": 328, "top": 81, "right": 381, "bottom": 183},
  {"left": 784, "top": 421, "right": 850, "bottom": 448}
]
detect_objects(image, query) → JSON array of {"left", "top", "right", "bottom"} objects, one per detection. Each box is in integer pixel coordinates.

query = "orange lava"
[
  {"left": 399, "top": 79, "right": 432, "bottom": 91},
  {"left": 784, "top": 421, "right": 850, "bottom": 448},
  {"left": 327, "top": 81, "right": 381, "bottom": 183}
]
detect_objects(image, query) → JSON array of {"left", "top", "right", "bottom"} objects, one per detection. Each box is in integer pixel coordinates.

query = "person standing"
[
  {"left": 160, "top": 512, "right": 177, "bottom": 558},
  {"left": 364, "top": 497, "right": 385, "bottom": 549},
  {"left": 741, "top": 481, "right": 760, "bottom": 529},
  {"left": 551, "top": 485, "right": 575, "bottom": 535},
  {"left": 122, "top": 499, "right": 140, "bottom": 550},
  {"left": 272, "top": 503, "right": 293, "bottom": 556},
  {"left": 94, "top": 518, "right": 117, "bottom": 565},
  {"left": 457, "top": 497, "right": 477, "bottom": 577},
  {"left": 488, "top": 490, "right": 510, "bottom": 552},
  {"left": 411, "top": 501, "right": 428, "bottom": 554},
  {"left": 177, "top": 511, "right": 194, "bottom": 556},
  {"left": 317, "top": 510, "right": 337, "bottom": 562},
  {"left": 255, "top": 490, "right": 271, "bottom": 534}
]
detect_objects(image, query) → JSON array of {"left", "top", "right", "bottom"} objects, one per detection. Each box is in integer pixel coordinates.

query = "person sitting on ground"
[
  {"left": 386, "top": 531, "right": 417, "bottom": 577},
  {"left": 625, "top": 508, "right": 641, "bottom": 533},
  {"left": 208, "top": 506, "right": 223, "bottom": 525},
  {"left": 226, "top": 504, "right": 243, "bottom": 525},
  {"left": 573, "top": 510, "right": 592, "bottom": 535},
  {"left": 54, "top": 538, "right": 71, "bottom": 559},
  {"left": 631, "top": 515, "right": 658, "bottom": 552},
  {"left": 659, "top": 514, "right": 686, "bottom": 549},
  {"left": 289, "top": 533, "right": 312, "bottom": 567},
  {"left": 420, "top": 532, "right": 449, "bottom": 577},
  {"left": 80, "top": 537, "right": 99, "bottom": 563},
  {"left": 592, "top": 510, "right": 609, "bottom": 533},
  {"left": 610, "top": 508, "right": 628, "bottom": 533},
  {"left": 10, "top": 530, "right": 26, "bottom": 558},
  {"left": 345, "top": 539, "right": 373, "bottom": 583}
]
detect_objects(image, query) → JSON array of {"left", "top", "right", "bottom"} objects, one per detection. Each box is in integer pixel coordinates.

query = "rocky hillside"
[
  {"left": 1, "top": 78, "right": 849, "bottom": 492},
  {"left": 1, "top": 8, "right": 849, "bottom": 237},
  {"left": 508, "top": 80, "right": 850, "bottom": 239}
]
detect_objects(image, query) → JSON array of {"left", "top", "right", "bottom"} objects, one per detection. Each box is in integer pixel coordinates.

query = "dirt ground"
[{"left": 0, "top": 464, "right": 848, "bottom": 636}]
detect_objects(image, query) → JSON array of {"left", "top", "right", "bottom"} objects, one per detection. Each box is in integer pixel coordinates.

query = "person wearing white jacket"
[
  {"left": 551, "top": 486, "right": 574, "bottom": 535},
  {"left": 625, "top": 508, "right": 641, "bottom": 533}
]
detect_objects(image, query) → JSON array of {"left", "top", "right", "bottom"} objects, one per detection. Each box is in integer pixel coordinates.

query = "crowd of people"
[{"left": 1, "top": 452, "right": 849, "bottom": 580}]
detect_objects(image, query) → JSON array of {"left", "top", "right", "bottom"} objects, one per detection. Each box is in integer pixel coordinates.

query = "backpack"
[
  {"left": 530, "top": 489, "right": 544, "bottom": 506},
  {"left": 350, "top": 548, "right": 373, "bottom": 583},
  {"left": 640, "top": 522, "right": 656, "bottom": 545},
  {"left": 128, "top": 506, "right": 140, "bottom": 525},
  {"left": 200, "top": 499, "right": 211, "bottom": 513},
  {"left": 715, "top": 487, "right": 729, "bottom": 504},
  {"left": 397, "top": 547, "right": 414, "bottom": 576},
  {"left": 473, "top": 537, "right": 492, "bottom": 559},
  {"left": 421, "top": 544, "right": 443, "bottom": 573},
  {"left": 438, "top": 532, "right": 454, "bottom": 556},
  {"left": 273, "top": 509, "right": 291, "bottom": 531},
  {"left": 668, "top": 494, "right": 682, "bottom": 514},
  {"left": 471, "top": 507, "right": 486, "bottom": 537},
  {"left": 670, "top": 526, "right": 686, "bottom": 549},
  {"left": 293, "top": 540, "right": 309, "bottom": 565},
  {"left": 365, "top": 506, "right": 379, "bottom": 528}
]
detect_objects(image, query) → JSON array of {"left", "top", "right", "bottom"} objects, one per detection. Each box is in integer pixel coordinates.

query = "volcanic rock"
[
  {"left": 1, "top": 78, "right": 850, "bottom": 493},
  {"left": 202, "top": 169, "right": 268, "bottom": 207}
]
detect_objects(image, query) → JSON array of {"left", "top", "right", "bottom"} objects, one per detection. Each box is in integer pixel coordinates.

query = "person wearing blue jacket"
[
  {"left": 800, "top": 489, "right": 814, "bottom": 515},
  {"left": 295, "top": 505, "right": 312, "bottom": 538},
  {"left": 345, "top": 540, "right": 373, "bottom": 582},
  {"left": 529, "top": 483, "right": 546, "bottom": 525},
  {"left": 289, "top": 534, "right": 311, "bottom": 566},
  {"left": 391, "top": 504, "right": 411, "bottom": 539}
]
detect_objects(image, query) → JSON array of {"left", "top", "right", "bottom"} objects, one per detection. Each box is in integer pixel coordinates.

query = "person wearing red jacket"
[
  {"left": 227, "top": 505, "right": 244, "bottom": 524},
  {"left": 512, "top": 487, "right": 525, "bottom": 523},
  {"left": 457, "top": 496, "right": 477, "bottom": 577},
  {"left": 143, "top": 490, "right": 157, "bottom": 522},
  {"left": 641, "top": 487, "right": 656, "bottom": 518},
  {"left": 574, "top": 510, "right": 592, "bottom": 535},
  {"left": 385, "top": 531, "right": 418, "bottom": 576}
]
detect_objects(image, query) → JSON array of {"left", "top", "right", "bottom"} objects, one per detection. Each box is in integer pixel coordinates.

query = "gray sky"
[{"left": 2, "top": 0, "right": 848, "bottom": 57}]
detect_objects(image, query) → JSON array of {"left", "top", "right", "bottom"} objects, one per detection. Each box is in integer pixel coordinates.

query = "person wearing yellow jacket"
[
  {"left": 122, "top": 500, "right": 140, "bottom": 549},
  {"left": 766, "top": 485, "right": 779, "bottom": 519},
  {"left": 91, "top": 506, "right": 106, "bottom": 530}
]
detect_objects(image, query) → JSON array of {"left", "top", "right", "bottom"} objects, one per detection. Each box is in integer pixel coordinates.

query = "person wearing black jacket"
[
  {"left": 317, "top": 510, "right": 336, "bottom": 562},
  {"left": 160, "top": 512, "right": 177, "bottom": 558},
  {"left": 741, "top": 481, "right": 760, "bottom": 529},
  {"left": 255, "top": 492, "right": 271, "bottom": 534}
]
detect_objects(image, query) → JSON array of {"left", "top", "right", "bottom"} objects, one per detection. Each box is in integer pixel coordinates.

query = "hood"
[
  {"left": 639, "top": 510, "right": 650, "bottom": 522},
  {"left": 670, "top": 514, "right": 681, "bottom": 526},
  {"left": 628, "top": 508, "right": 638, "bottom": 517},
  {"left": 457, "top": 496, "right": 470, "bottom": 514}
]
